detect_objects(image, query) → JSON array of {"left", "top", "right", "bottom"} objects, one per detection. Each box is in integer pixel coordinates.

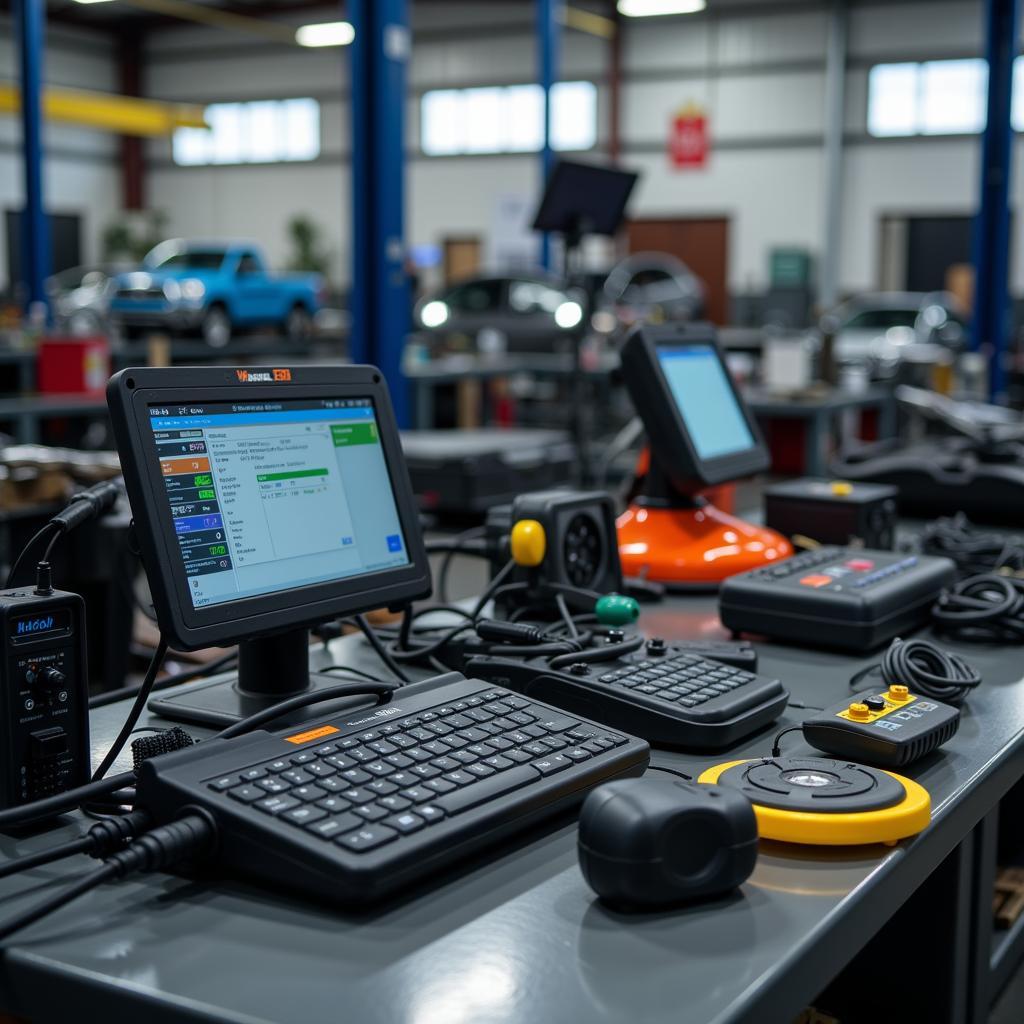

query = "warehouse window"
[
  {"left": 420, "top": 81, "right": 597, "bottom": 156},
  {"left": 866, "top": 58, "right": 1024, "bottom": 137},
  {"left": 172, "top": 98, "right": 320, "bottom": 166}
]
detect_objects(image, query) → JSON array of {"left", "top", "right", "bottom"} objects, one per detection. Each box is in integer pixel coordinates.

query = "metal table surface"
[{"left": 1, "top": 599, "right": 1023, "bottom": 1024}]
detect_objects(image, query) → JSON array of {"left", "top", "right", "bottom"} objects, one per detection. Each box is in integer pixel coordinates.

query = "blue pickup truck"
[{"left": 110, "top": 240, "right": 324, "bottom": 347}]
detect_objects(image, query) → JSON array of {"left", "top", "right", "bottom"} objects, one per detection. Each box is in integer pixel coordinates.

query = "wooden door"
[
  {"left": 627, "top": 218, "right": 729, "bottom": 324},
  {"left": 443, "top": 236, "right": 482, "bottom": 285}
]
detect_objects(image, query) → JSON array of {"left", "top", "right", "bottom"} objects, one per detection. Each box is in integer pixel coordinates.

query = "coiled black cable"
[
  {"left": 849, "top": 637, "right": 982, "bottom": 706},
  {"left": 919, "top": 514, "right": 1024, "bottom": 580},
  {"left": 932, "top": 574, "right": 1024, "bottom": 643}
]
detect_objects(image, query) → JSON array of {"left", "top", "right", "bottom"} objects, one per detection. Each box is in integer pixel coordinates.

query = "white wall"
[
  {"left": 15, "top": 0, "right": 1009, "bottom": 303},
  {"left": 0, "top": 18, "right": 122, "bottom": 291}
]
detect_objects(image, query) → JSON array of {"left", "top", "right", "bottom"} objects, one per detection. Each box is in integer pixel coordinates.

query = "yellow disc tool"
[{"left": 698, "top": 757, "right": 931, "bottom": 846}]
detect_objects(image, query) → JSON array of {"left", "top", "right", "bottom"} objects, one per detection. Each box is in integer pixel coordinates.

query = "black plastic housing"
[{"left": 578, "top": 777, "right": 758, "bottom": 909}]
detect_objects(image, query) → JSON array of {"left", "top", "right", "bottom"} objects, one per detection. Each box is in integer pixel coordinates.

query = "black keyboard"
[
  {"left": 465, "top": 643, "right": 788, "bottom": 749},
  {"left": 137, "top": 673, "right": 649, "bottom": 905}
]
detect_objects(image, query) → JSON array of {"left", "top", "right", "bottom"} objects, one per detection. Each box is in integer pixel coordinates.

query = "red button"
[
  {"left": 799, "top": 574, "right": 833, "bottom": 588},
  {"left": 846, "top": 559, "right": 875, "bottom": 571}
]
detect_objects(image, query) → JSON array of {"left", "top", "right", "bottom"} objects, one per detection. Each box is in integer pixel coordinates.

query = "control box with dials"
[
  {"left": 0, "top": 586, "right": 89, "bottom": 809},
  {"left": 802, "top": 685, "right": 961, "bottom": 768}
]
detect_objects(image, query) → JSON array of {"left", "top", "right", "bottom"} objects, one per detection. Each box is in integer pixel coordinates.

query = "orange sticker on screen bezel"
[{"left": 283, "top": 725, "right": 340, "bottom": 745}]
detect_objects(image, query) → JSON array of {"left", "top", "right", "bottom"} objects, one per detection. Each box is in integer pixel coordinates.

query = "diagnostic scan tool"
[{"left": 107, "top": 365, "right": 432, "bottom": 726}]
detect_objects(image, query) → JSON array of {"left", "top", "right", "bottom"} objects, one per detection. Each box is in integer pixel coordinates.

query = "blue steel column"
[
  {"left": 15, "top": 0, "right": 50, "bottom": 315},
  {"left": 537, "top": 0, "right": 560, "bottom": 271},
  {"left": 349, "top": 0, "right": 410, "bottom": 425},
  {"left": 971, "top": 0, "right": 1019, "bottom": 403}
]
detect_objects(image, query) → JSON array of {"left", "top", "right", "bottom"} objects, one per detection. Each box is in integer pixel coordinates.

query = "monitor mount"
[
  {"left": 617, "top": 450, "right": 791, "bottom": 590},
  {"left": 148, "top": 626, "right": 365, "bottom": 729}
]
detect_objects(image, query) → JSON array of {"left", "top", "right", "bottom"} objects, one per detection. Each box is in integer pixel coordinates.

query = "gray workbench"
[{"left": 1, "top": 597, "right": 1023, "bottom": 1024}]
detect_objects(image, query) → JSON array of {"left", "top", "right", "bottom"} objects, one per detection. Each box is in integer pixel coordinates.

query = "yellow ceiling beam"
[
  {"left": 562, "top": 6, "right": 617, "bottom": 38},
  {"left": 0, "top": 83, "right": 207, "bottom": 136}
]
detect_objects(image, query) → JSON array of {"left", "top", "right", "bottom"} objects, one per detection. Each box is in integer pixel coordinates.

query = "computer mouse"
[{"left": 577, "top": 775, "right": 758, "bottom": 910}]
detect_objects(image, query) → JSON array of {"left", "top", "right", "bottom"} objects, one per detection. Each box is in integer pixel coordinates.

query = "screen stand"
[
  {"left": 616, "top": 454, "right": 792, "bottom": 589},
  {"left": 148, "top": 627, "right": 362, "bottom": 729}
]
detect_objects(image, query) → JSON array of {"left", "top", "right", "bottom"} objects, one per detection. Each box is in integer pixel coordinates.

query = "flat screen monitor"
[
  {"left": 108, "top": 366, "right": 431, "bottom": 652},
  {"left": 619, "top": 323, "right": 769, "bottom": 490}
]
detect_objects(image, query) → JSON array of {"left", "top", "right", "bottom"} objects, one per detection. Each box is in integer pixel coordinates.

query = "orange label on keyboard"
[{"left": 284, "top": 724, "right": 340, "bottom": 745}]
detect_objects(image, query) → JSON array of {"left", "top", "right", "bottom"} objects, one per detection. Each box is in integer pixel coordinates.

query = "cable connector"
[
  {"left": 475, "top": 619, "right": 548, "bottom": 645},
  {"left": 131, "top": 727, "right": 195, "bottom": 773},
  {"left": 84, "top": 810, "right": 152, "bottom": 859},
  {"left": 105, "top": 813, "right": 216, "bottom": 879},
  {"left": 34, "top": 560, "right": 53, "bottom": 596}
]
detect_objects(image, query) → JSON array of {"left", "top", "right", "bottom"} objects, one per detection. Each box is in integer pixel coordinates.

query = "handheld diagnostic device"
[
  {"left": 617, "top": 324, "right": 792, "bottom": 587},
  {"left": 802, "top": 686, "right": 960, "bottom": 768},
  {"left": 107, "top": 365, "right": 432, "bottom": 726}
]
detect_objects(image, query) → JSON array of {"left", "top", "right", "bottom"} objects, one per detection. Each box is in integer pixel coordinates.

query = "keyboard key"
[
  {"left": 443, "top": 770, "right": 476, "bottom": 787},
  {"left": 281, "top": 769, "right": 314, "bottom": 786},
  {"left": 430, "top": 756, "right": 460, "bottom": 773},
  {"left": 266, "top": 760, "right": 291, "bottom": 773},
  {"left": 564, "top": 747, "right": 592, "bottom": 763},
  {"left": 442, "top": 714, "right": 473, "bottom": 729},
  {"left": 292, "top": 785, "right": 327, "bottom": 803},
  {"left": 209, "top": 775, "right": 237, "bottom": 791},
  {"left": 487, "top": 737, "right": 514, "bottom": 752},
  {"left": 483, "top": 755, "right": 513, "bottom": 771},
  {"left": 291, "top": 752, "right": 316, "bottom": 765},
  {"left": 341, "top": 768, "right": 372, "bottom": 785},
  {"left": 305, "top": 763, "right": 336, "bottom": 779},
  {"left": 433, "top": 766, "right": 536, "bottom": 816},
  {"left": 363, "top": 761, "right": 392, "bottom": 778},
  {"left": 403, "top": 747, "right": 432, "bottom": 762},
  {"left": 353, "top": 803, "right": 388, "bottom": 822},
  {"left": 532, "top": 754, "right": 572, "bottom": 776},
  {"left": 408, "top": 728, "right": 434, "bottom": 743},
  {"left": 367, "top": 779, "right": 398, "bottom": 796},
  {"left": 505, "top": 749, "right": 532, "bottom": 764},
  {"left": 308, "top": 814, "right": 360, "bottom": 839},
  {"left": 522, "top": 742, "right": 549, "bottom": 757},
  {"left": 411, "top": 764, "right": 440, "bottom": 780},
  {"left": 228, "top": 785, "right": 262, "bottom": 804},
  {"left": 386, "top": 812, "right": 425, "bottom": 835},
  {"left": 399, "top": 786, "right": 434, "bottom": 803},
  {"left": 506, "top": 712, "right": 534, "bottom": 726},
  {"left": 466, "top": 743, "right": 497, "bottom": 759},
  {"left": 325, "top": 755, "right": 356, "bottom": 771},
  {"left": 451, "top": 750, "right": 478, "bottom": 765},
  {"left": 317, "top": 777, "right": 347, "bottom": 793},
  {"left": 378, "top": 795, "right": 411, "bottom": 812},
  {"left": 422, "top": 741, "right": 450, "bottom": 757},
  {"left": 368, "top": 741, "right": 398, "bottom": 756},
  {"left": 424, "top": 721, "right": 453, "bottom": 737},
  {"left": 317, "top": 795, "right": 352, "bottom": 813},
  {"left": 389, "top": 734, "right": 416, "bottom": 750},
  {"left": 418, "top": 805, "right": 446, "bottom": 823},
  {"left": 255, "top": 795, "right": 300, "bottom": 815},
  {"left": 337, "top": 826, "right": 397, "bottom": 852},
  {"left": 283, "top": 805, "right": 327, "bottom": 826},
  {"left": 239, "top": 767, "right": 266, "bottom": 782},
  {"left": 388, "top": 771, "right": 419, "bottom": 789},
  {"left": 384, "top": 753, "right": 414, "bottom": 770},
  {"left": 314, "top": 744, "right": 338, "bottom": 756},
  {"left": 465, "top": 762, "right": 496, "bottom": 778},
  {"left": 424, "top": 777, "right": 456, "bottom": 794},
  {"left": 340, "top": 787, "right": 374, "bottom": 804},
  {"left": 256, "top": 778, "right": 290, "bottom": 794},
  {"left": 358, "top": 731, "right": 381, "bottom": 743}
]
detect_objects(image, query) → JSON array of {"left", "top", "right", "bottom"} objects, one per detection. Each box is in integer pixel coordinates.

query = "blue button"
[{"left": 386, "top": 534, "right": 402, "bottom": 553}]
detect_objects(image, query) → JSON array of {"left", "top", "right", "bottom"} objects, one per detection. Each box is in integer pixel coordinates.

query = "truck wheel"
[
  {"left": 201, "top": 305, "right": 232, "bottom": 348},
  {"left": 284, "top": 304, "right": 312, "bottom": 344}
]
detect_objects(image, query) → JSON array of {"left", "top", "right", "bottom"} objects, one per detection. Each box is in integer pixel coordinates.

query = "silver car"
[
  {"left": 46, "top": 264, "right": 130, "bottom": 335},
  {"left": 824, "top": 291, "right": 968, "bottom": 376}
]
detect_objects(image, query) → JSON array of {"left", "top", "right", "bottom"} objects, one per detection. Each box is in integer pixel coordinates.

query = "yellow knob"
[
  {"left": 848, "top": 702, "right": 871, "bottom": 720},
  {"left": 830, "top": 481, "right": 853, "bottom": 496},
  {"left": 887, "top": 685, "right": 910, "bottom": 702},
  {"left": 510, "top": 519, "right": 546, "bottom": 567}
]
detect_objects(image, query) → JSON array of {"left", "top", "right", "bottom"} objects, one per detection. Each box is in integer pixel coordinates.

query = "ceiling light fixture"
[
  {"left": 295, "top": 21, "right": 355, "bottom": 47},
  {"left": 617, "top": 0, "right": 707, "bottom": 16}
]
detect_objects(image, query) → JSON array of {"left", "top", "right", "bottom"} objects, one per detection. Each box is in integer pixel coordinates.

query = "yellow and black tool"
[{"left": 698, "top": 756, "right": 931, "bottom": 846}]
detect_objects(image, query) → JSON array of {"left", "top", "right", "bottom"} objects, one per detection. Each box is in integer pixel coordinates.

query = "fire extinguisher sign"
[{"left": 669, "top": 104, "right": 709, "bottom": 169}]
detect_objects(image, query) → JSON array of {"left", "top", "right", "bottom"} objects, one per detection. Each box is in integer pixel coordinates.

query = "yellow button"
[
  {"left": 887, "top": 685, "right": 910, "bottom": 702},
  {"left": 510, "top": 519, "right": 546, "bottom": 567},
  {"left": 848, "top": 702, "right": 871, "bottom": 720},
  {"left": 830, "top": 481, "right": 853, "bottom": 496}
]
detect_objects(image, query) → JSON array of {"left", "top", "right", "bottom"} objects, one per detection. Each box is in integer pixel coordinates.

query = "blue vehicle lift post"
[
  {"left": 537, "top": 0, "right": 560, "bottom": 271},
  {"left": 15, "top": 0, "right": 50, "bottom": 316},
  {"left": 349, "top": 0, "right": 411, "bottom": 425},
  {"left": 971, "top": 0, "right": 1019, "bottom": 403}
]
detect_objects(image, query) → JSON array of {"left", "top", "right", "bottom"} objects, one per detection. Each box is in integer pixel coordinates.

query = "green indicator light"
[
  {"left": 194, "top": 474, "right": 212, "bottom": 486},
  {"left": 197, "top": 489, "right": 215, "bottom": 500},
  {"left": 209, "top": 545, "right": 227, "bottom": 556}
]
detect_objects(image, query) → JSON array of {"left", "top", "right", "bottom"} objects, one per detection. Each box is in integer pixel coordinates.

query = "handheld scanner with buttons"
[{"left": 802, "top": 686, "right": 960, "bottom": 768}]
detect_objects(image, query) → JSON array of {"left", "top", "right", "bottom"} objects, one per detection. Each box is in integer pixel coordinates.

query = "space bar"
[{"left": 433, "top": 767, "right": 539, "bottom": 815}]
